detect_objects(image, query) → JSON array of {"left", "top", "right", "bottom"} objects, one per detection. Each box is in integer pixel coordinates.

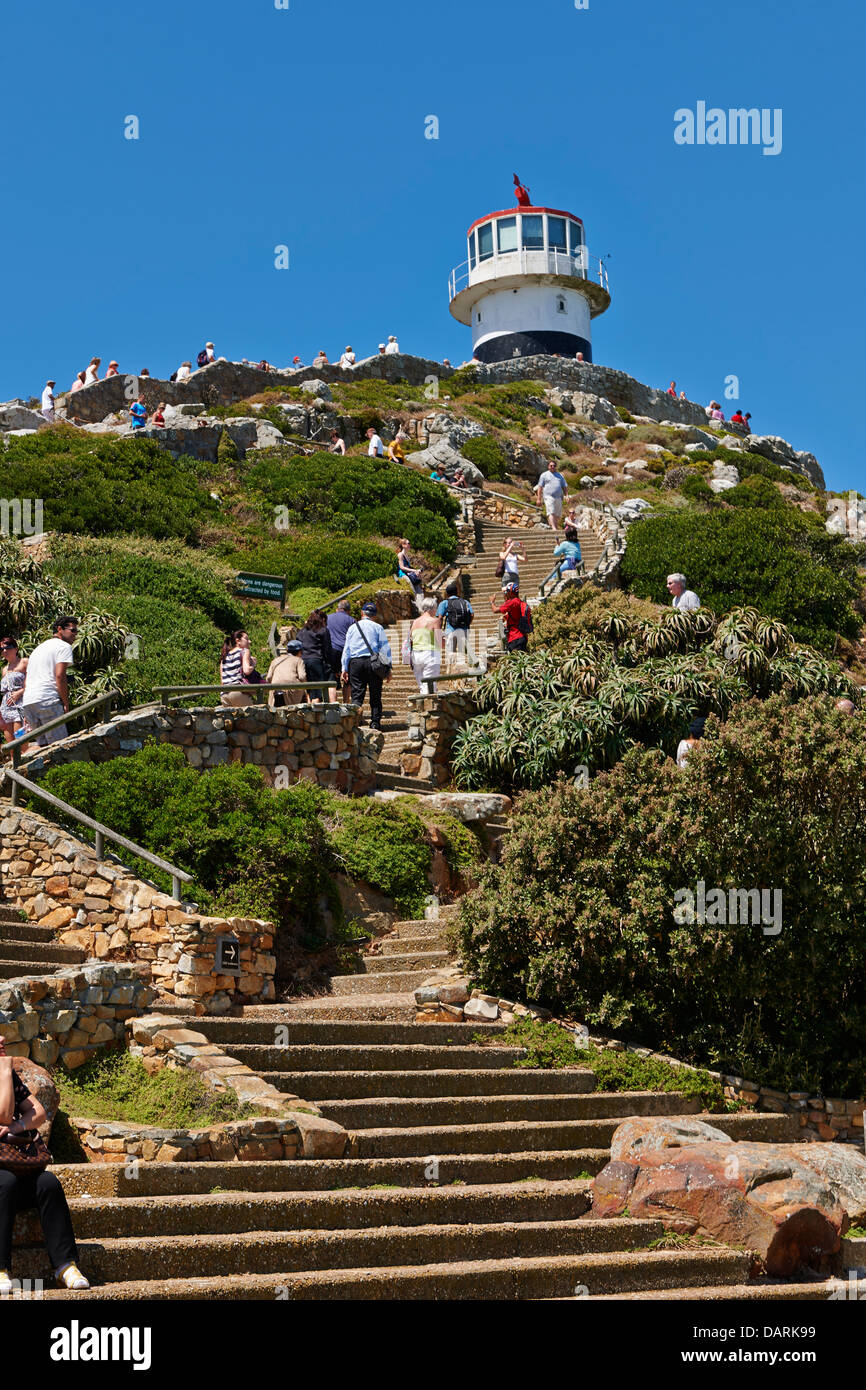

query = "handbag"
[
  {"left": 0, "top": 1128, "right": 51, "bottom": 1176},
  {"left": 495, "top": 559, "right": 505, "bottom": 578},
  {"left": 355, "top": 621, "right": 392, "bottom": 677}
]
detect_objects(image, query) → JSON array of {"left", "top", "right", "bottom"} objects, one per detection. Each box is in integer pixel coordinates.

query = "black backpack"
[
  {"left": 516, "top": 601, "right": 534, "bottom": 637},
  {"left": 197, "top": 349, "right": 209, "bottom": 368},
  {"left": 446, "top": 596, "right": 473, "bottom": 631}
]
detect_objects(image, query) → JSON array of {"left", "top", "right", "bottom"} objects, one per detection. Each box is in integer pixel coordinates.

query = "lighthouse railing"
[{"left": 449, "top": 249, "right": 609, "bottom": 300}]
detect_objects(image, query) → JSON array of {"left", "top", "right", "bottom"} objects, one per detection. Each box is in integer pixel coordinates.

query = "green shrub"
[
  {"left": 56, "top": 1049, "right": 261, "bottom": 1127},
  {"left": 460, "top": 435, "right": 509, "bottom": 482},
  {"left": 0, "top": 426, "right": 217, "bottom": 542},
  {"left": 327, "top": 800, "right": 437, "bottom": 916},
  {"left": 606, "top": 427, "right": 627, "bottom": 443},
  {"left": 222, "top": 535, "right": 397, "bottom": 594},
  {"left": 457, "top": 696, "right": 866, "bottom": 1094},
  {"left": 679, "top": 473, "right": 714, "bottom": 502},
  {"left": 620, "top": 506, "right": 860, "bottom": 650}
]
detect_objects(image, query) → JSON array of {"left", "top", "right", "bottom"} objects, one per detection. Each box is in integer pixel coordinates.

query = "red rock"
[{"left": 11, "top": 1058, "right": 59, "bottom": 1139}]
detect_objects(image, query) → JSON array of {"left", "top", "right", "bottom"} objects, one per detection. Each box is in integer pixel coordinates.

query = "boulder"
[
  {"left": 11, "top": 1058, "right": 59, "bottom": 1140},
  {"left": 786, "top": 1143, "right": 866, "bottom": 1223},
  {"left": 745, "top": 435, "right": 824, "bottom": 489},
  {"left": 299, "top": 379, "right": 332, "bottom": 401},
  {"left": 569, "top": 391, "right": 619, "bottom": 426},
  {"left": 594, "top": 1130, "right": 847, "bottom": 1276},
  {"left": 0, "top": 405, "right": 45, "bottom": 432},
  {"left": 254, "top": 421, "right": 285, "bottom": 450},
  {"left": 407, "top": 439, "right": 484, "bottom": 485},
  {"left": 712, "top": 462, "right": 740, "bottom": 484},
  {"left": 708, "top": 478, "right": 737, "bottom": 493},
  {"left": 463, "top": 996, "right": 499, "bottom": 1022},
  {"left": 610, "top": 1116, "right": 732, "bottom": 1162}
]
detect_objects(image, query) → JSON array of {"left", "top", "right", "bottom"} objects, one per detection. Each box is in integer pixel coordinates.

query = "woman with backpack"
[
  {"left": 436, "top": 581, "right": 474, "bottom": 669},
  {"left": 297, "top": 611, "right": 336, "bottom": 703},
  {"left": 491, "top": 583, "right": 533, "bottom": 653}
]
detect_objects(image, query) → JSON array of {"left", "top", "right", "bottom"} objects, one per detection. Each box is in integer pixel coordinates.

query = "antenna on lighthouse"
[{"left": 512, "top": 173, "right": 532, "bottom": 207}]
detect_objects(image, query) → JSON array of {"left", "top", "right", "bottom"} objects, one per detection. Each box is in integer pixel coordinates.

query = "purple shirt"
[{"left": 326, "top": 610, "right": 354, "bottom": 653}]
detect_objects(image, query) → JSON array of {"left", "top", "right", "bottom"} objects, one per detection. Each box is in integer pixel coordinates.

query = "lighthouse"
[{"left": 448, "top": 175, "right": 611, "bottom": 363}]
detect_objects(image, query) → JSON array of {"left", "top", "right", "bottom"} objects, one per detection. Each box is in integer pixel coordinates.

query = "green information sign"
[{"left": 235, "top": 572, "right": 287, "bottom": 606}]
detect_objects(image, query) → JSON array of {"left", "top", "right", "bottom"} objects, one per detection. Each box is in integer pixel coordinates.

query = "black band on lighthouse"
[{"left": 474, "top": 330, "right": 593, "bottom": 364}]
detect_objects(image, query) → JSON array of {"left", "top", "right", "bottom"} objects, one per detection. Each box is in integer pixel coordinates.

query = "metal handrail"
[
  {"left": 154, "top": 683, "right": 338, "bottom": 706},
  {"left": 538, "top": 558, "right": 586, "bottom": 599},
  {"left": 0, "top": 691, "right": 120, "bottom": 768},
  {"left": 419, "top": 669, "right": 487, "bottom": 696},
  {"left": 449, "top": 247, "right": 609, "bottom": 300},
  {"left": 2, "top": 768, "right": 193, "bottom": 902}
]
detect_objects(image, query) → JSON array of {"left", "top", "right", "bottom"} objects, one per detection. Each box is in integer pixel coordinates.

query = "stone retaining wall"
[
  {"left": 0, "top": 963, "right": 152, "bottom": 1070},
  {"left": 400, "top": 691, "right": 478, "bottom": 786},
  {"left": 20, "top": 703, "right": 379, "bottom": 794},
  {"left": 0, "top": 806, "right": 276, "bottom": 1014},
  {"left": 72, "top": 1114, "right": 308, "bottom": 1164}
]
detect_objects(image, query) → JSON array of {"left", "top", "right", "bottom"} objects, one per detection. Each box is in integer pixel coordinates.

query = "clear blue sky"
[{"left": 2, "top": 0, "right": 863, "bottom": 492}]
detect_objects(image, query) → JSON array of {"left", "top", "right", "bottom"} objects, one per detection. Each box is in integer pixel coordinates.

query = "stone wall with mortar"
[
  {"left": 0, "top": 962, "right": 152, "bottom": 1070},
  {"left": 0, "top": 806, "right": 276, "bottom": 1014},
  {"left": 400, "top": 691, "right": 478, "bottom": 786},
  {"left": 19, "top": 703, "right": 380, "bottom": 795}
]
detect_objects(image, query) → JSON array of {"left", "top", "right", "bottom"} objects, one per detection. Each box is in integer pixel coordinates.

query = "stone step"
[
  {"left": 263, "top": 1067, "right": 598, "bottom": 1101},
  {"left": 317, "top": 1089, "right": 691, "bottom": 1132},
  {"left": 17, "top": 1181, "right": 597, "bottom": 1243},
  {"left": 221, "top": 1043, "right": 527, "bottom": 1071},
  {"left": 38, "top": 1248, "right": 752, "bottom": 1301},
  {"left": 0, "top": 906, "right": 27, "bottom": 925},
  {"left": 589, "top": 1279, "right": 862, "bottom": 1301},
  {"left": 56, "top": 1152, "right": 612, "bottom": 1199},
  {"left": 17, "top": 1215, "right": 665, "bottom": 1284},
  {"left": 358, "top": 949, "right": 451, "bottom": 974},
  {"left": 375, "top": 774, "right": 442, "bottom": 794},
  {"left": 351, "top": 1112, "right": 699, "bottom": 1159},
  {"left": 187, "top": 1018, "right": 507, "bottom": 1046},
  {"left": 393, "top": 917, "right": 457, "bottom": 938},
  {"left": 246, "top": 993, "right": 421, "bottom": 1021},
  {"left": 0, "top": 941, "right": 85, "bottom": 965},
  {"left": 0, "top": 920, "right": 58, "bottom": 943},
  {"left": 330, "top": 969, "right": 433, "bottom": 995},
  {"left": 378, "top": 934, "right": 450, "bottom": 955},
  {"left": 0, "top": 960, "right": 67, "bottom": 980}
]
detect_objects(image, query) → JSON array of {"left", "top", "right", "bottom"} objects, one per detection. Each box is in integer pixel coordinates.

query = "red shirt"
[{"left": 498, "top": 597, "right": 526, "bottom": 643}]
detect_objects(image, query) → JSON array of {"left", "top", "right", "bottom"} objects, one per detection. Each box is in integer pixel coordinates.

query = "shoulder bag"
[{"left": 355, "top": 622, "right": 392, "bottom": 677}]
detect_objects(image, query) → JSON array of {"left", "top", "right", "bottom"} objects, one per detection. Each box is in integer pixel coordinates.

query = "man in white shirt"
[
  {"left": 667, "top": 573, "right": 701, "bottom": 611},
  {"left": 338, "top": 346, "right": 356, "bottom": 369},
  {"left": 176, "top": 362, "right": 192, "bottom": 382},
  {"left": 535, "top": 467, "right": 569, "bottom": 531},
  {"left": 367, "top": 427, "right": 384, "bottom": 457},
  {"left": 19, "top": 616, "right": 78, "bottom": 746},
  {"left": 384, "top": 336, "right": 400, "bottom": 355},
  {"left": 41, "top": 382, "right": 56, "bottom": 423}
]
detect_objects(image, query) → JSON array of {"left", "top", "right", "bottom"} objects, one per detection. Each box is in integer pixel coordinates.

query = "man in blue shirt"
[
  {"left": 436, "top": 580, "right": 474, "bottom": 667},
  {"left": 326, "top": 600, "right": 354, "bottom": 679},
  {"left": 129, "top": 395, "right": 147, "bottom": 430},
  {"left": 341, "top": 602, "right": 393, "bottom": 730}
]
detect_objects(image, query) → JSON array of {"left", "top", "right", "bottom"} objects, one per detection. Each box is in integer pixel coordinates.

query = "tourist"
[
  {"left": 219, "top": 630, "right": 257, "bottom": 707},
  {"left": 437, "top": 580, "right": 474, "bottom": 666},
  {"left": 41, "top": 381, "right": 56, "bottom": 423},
  {"left": 453, "top": 467, "right": 468, "bottom": 488},
  {"left": 312, "top": 348, "right": 329, "bottom": 369},
  {"left": 535, "top": 464, "right": 569, "bottom": 532},
  {"left": 385, "top": 336, "right": 400, "bottom": 355},
  {"left": 706, "top": 401, "right": 725, "bottom": 423},
  {"left": 0, "top": 639, "right": 28, "bottom": 743},
  {"left": 676, "top": 715, "right": 706, "bottom": 769},
  {"left": 405, "top": 597, "right": 442, "bottom": 692},
  {"left": 387, "top": 428, "right": 409, "bottom": 465},
  {"left": 499, "top": 537, "right": 526, "bottom": 587},
  {"left": 151, "top": 403, "right": 166, "bottom": 428},
  {"left": 377, "top": 343, "right": 387, "bottom": 356},
  {"left": 442, "top": 358, "right": 452, "bottom": 368},
  {"left": 129, "top": 395, "right": 147, "bottom": 430},
  {"left": 105, "top": 361, "right": 120, "bottom": 378},
  {"left": 430, "top": 469, "right": 444, "bottom": 482},
  {"left": 396, "top": 539, "right": 423, "bottom": 597},
  {"left": 667, "top": 381, "right": 677, "bottom": 397},
  {"left": 328, "top": 429, "right": 346, "bottom": 455},
  {"left": 490, "top": 582, "right": 532, "bottom": 653},
  {"left": 338, "top": 346, "right": 356, "bottom": 369},
  {"left": 258, "top": 360, "right": 271, "bottom": 372},
  {"left": 0, "top": 1036, "right": 89, "bottom": 1294},
  {"left": 204, "top": 343, "right": 217, "bottom": 364},
  {"left": 19, "top": 616, "right": 77, "bottom": 746},
  {"left": 265, "top": 639, "right": 306, "bottom": 708},
  {"left": 341, "top": 602, "right": 393, "bottom": 731},
  {"left": 139, "top": 368, "right": 150, "bottom": 379},
  {"left": 553, "top": 525, "right": 582, "bottom": 571},
  {"left": 292, "top": 356, "right": 304, "bottom": 369},
  {"left": 666, "top": 572, "right": 701, "bottom": 612},
  {"left": 743, "top": 412, "right": 753, "bottom": 431},
  {"left": 729, "top": 409, "right": 746, "bottom": 428},
  {"left": 296, "top": 610, "right": 336, "bottom": 703},
  {"left": 84, "top": 358, "right": 101, "bottom": 385},
  {"left": 326, "top": 600, "right": 354, "bottom": 681},
  {"left": 367, "top": 427, "right": 384, "bottom": 457},
  {"left": 176, "top": 362, "right": 192, "bottom": 382},
  {"left": 575, "top": 352, "right": 585, "bottom": 362},
  {"left": 679, "top": 390, "right": 687, "bottom": 401},
  {"left": 69, "top": 372, "right": 87, "bottom": 394}
]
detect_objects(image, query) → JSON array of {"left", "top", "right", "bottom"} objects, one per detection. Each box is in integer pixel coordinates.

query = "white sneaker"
[
  {"left": 56, "top": 1262, "right": 90, "bottom": 1290},
  {"left": 0, "top": 1271, "right": 12, "bottom": 1296}
]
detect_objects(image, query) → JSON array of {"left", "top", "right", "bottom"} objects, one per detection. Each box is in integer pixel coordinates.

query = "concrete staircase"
[
  {"left": 0, "top": 902, "right": 86, "bottom": 981},
  {"left": 21, "top": 905, "right": 818, "bottom": 1301}
]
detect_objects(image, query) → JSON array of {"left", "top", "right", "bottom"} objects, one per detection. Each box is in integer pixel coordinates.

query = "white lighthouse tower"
[{"left": 448, "top": 176, "right": 611, "bottom": 363}]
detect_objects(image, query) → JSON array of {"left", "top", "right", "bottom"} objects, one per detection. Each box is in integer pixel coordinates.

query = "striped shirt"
[{"left": 221, "top": 649, "right": 244, "bottom": 685}]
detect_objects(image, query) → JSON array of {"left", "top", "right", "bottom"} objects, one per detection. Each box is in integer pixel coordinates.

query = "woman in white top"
[
  {"left": 312, "top": 349, "right": 329, "bottom": 369},
  {"left": 84, "top": 358, "right": 101, "bottom": 385},
  {"left": 499, "top": 537, "right": 526, "bottom": 587},
  {"left": 176, "top": 362, "right": 192, "bottom": 382},
  {"left": 338, "top": 347, "right": 356, "bottom": 369},
  {"left": 676, "top": 716, "right": 705, "bottom": 769},
  {"left": 384, "top": 336, "right": 399, "bottom": 355}
]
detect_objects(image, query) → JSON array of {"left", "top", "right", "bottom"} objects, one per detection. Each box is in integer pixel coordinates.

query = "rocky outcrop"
[
  {"left": 0, "top": 403, "right": 46, "bottom": 432},
  {"left": 595, "top": 1117, "right": 855, "bottom": 1275},
  {"left": 744, "top": 434, "right": 824, "bottom": 489}
]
